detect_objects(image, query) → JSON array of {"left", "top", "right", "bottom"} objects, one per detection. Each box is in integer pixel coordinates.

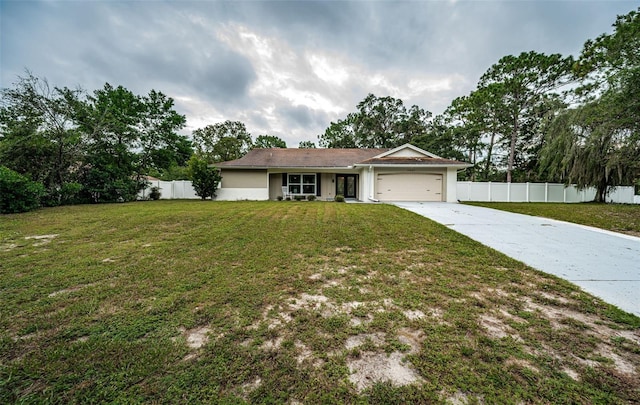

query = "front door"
[{"left": 336, "top": 174, "right": 357, "bottom": 199}]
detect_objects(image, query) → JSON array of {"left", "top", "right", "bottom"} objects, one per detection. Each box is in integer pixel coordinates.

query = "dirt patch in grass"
[
  {"left": 517, "top": 297, "right": 640, "bottom": 377},
  {"left": 173, "top": 326, "right": 211, "bottom": 350},
  {"left": 505, "top": 357, "right": 539, "bottom": 373},
  {"left": 348, "top": 351, "right": 423, "bottom": 392},
  {"left": 479, "top": 314, "right": 523, "bottom": 341},
  {"left": 442, "top": 390, "right": 484, "bottom": 404},
  {"left": 48, "top": 282, "right": 98, "bottom": 298},
  {"left": 0, "top": 243, "right": 18, "bottom": 252},
  {"left": 240, "top": 274, "right": 429, "bottom": 393},
  {"left": 397, "top": 327, "right": 425, "bottom": 354},
  {"left": 25, "top": 234, "right": 59, "bottom": 246},
  {"left": 345, "top": 333, "right": 386, "bottom": 350}
]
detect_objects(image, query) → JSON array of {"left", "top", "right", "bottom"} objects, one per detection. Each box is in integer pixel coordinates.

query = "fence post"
[
  {"left": 563, "top": 187, "right": 566, "bottom": 203},
  {"left": 526, "top": 182, "right": 530, "bottom": 202},
  {"left": 488, "top": 181, "right": 492, "bottom": 202},
  {"left": 507, "top": 182, "right": 511, "bottom": 202},
  {"left": 545, "top": 182, "right": 548, "bottom": 202},
  {"left": 467, "top": 182, "right": 471, "bottom": 201}
]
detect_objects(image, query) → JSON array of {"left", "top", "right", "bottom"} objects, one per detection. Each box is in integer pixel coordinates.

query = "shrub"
[
  {"left": 58, "top": 182, "right": 84, "bottom": 205},
  {"left": 188, "top": 156, "right": 222, "bottom": 200},
  {"left": 277, "top": 195, "right": 283, "bottom": 201},
  {"left": 306, "top": 195, "right": 316, "bottom": 201},
  {"left": 149, "top": 186, "right": 161, "bottom": 200},
  {"left": 79, "top": 167, "right": 145, "bottom": 203},
  {"left": 0, "top": 166, "right": 45, "bottom": 213},
  {"left": 43, "top": 182, "right": 84, "bottom": 207},
  {"left": 335, "top": 194, "right": 345, "bottom": 202},
  {"left": 294, "top": 195, "right": 305, "bottom": 201}
]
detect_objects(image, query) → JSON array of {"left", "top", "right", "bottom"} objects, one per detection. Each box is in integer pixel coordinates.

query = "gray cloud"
[{"left": 2, "top": 0, "right": 637, "bottom": 146}]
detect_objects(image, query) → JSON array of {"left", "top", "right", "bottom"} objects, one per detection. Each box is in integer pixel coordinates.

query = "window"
[{"left": 288, "top": 173, "right": 316, "bottom": 195}]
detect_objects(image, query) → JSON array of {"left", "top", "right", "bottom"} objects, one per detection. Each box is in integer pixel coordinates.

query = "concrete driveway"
[{"left": 394, "top": 202, "right": 640, "bottom": 317}]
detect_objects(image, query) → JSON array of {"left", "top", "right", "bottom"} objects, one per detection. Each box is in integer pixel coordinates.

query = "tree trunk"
[
  {"left": 484, "top": 132, "right": 496, "bottom": 181},
  {"left": 506, "top": 134, "right": 515, "bottom": 183},
  {"left": 595, "top": 177, "right": 608, "bottom": 203}
]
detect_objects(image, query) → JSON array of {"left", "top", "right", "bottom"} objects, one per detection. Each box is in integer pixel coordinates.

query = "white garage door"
[{"left": 376, "top": 173, "right": 443, "bottom": 201}]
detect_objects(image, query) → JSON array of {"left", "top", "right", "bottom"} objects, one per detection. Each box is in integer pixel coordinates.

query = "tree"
[
  {"left": 353, "top": 94, "right": 430, "bottom": 148},
  {"left": 318, "top": 114, "right": 358, "bottom": 148},
  {"left": 75, "top": 84, "right": 187, "bottom": 203},
  {"left": 254, "top": 135, "right": 286, "bottom": 148},
  {"left": 192, "top": 120, "right": 253, "bottom": 162},
  {"left": 137, "top": 90, "right": 188, "bottom": 173},
  {"left": 410, "top": 114, "right": 465, "bottom": 161},
  {"left": 575, "top": 8, "right": 640, "bottom": 94},
  {"left": 298, "top": 140, "right": 316, "bottom": 148},
  {"left": 445, "top": 93, "right": 488, "bottom": 180},
  {"left": 2, "top": 73, "right": 188, "bottom": 205},
  {"left": 477, "top": 51, "right": 574, "bottom": 182},
  {"left": 188, "top": 156, "right": 222, "bottom": 200},
  {"left": 75, "top": 83, "right": 145, "bottom": 202},
  {"left": 541, "top": 9, "right": 640, "bottom": 201},
  {"left": 0, "top": 72, "right": 84, "bottom": 205},
  {"left": 318, "top": 94, "right": 433, "bottom": 149},
  {"left": 540, "top": 94, "right": 638, "bottom": 202}
]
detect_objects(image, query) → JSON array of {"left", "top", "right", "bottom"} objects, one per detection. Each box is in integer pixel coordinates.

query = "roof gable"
[{"left": 372, "top": 143, "right": 440, "bottom": 159}]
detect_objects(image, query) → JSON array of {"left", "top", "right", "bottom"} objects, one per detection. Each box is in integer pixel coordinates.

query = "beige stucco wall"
[
  {"left": 320, "top": 173, "right": 335, "bottom": 200},
  {"left": 269, "top": 173, "right": 283, "bottom": 199},
  {"left": 220, "top": 169, "right": 267, "bottom": 188}
]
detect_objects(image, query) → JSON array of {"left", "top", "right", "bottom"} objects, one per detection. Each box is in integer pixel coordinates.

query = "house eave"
[
  {"left": 353, "top": 163, "right": 471, "bottom": 169},
  {"left": 215, "top": 165, "right": 268, "bottom": 169},
  {"left": 218, "top": 165, "right": 359, "bottom": 171}
]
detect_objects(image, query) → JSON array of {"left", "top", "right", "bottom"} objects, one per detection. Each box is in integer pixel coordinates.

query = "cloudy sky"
[{"left": 1, "top": 0, "right": 638, "bottom": 146}]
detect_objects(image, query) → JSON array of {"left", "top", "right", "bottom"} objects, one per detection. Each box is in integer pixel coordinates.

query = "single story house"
[{"left": 215, "top": 143, "right": 470, "bottom": 202}]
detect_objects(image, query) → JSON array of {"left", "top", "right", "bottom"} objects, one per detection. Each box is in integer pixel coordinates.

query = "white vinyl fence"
[
  {"left": 457, "top": 181, "right": 637, "bottom": 204},
  {"left": 139, "top": 180, "right": 200, "bottom": 200},
  {"left": 141, "top": 180, "right": 639, "bottom": 204}
]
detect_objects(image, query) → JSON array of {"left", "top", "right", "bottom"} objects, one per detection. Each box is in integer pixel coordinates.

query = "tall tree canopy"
[
  {"left": 253, "top": 135, "right": 287, "bottom": 149},
  {"left": 298, "top": 140, "right": 316, "bottom": 148},
  {"left": 318, "top": 94, "right": 433, "bottom": 149},
  {"left": 0, "top": 72, "right": 83, "bottom": 204},
  {"left": 192, "top": 120, "right": 253, "bottom": 163},
  {"left": 75, "top": 84, "right": 187, "bottom": 202},
  {"left": 476, "top": 51, "right": 574, "bottom": 182},
  {"left": 540, "top": 8, "right": 640, "bottom": 202},
  {"left": 137, "top": 90, "right": 189, "bottom": 172},
  {"left": 0, "top": 75, "right": 188, "bottom": 204}
]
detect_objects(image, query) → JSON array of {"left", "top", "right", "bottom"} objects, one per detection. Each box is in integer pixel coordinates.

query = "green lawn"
[
  {"left": 464, "top": 202, "right": 640, "bottom": 237},
  {"left": 1, "top": 201, "right": 638, "bottom": 403}
]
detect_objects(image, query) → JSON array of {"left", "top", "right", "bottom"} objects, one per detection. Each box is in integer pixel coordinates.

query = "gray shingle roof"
[
  {"left": 216, "top": 147, "right": 470, "bottom": 168},
  {"left": 216, "top": 148, "right": 390, "bottom": 168}
]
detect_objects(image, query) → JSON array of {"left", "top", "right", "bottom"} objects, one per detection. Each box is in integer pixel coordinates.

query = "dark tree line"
[
  {"left": 0, "top": 74, "right": 190, "bottom": 206},
  {"left": 0, "top": 76, "right": 293, "bottom": 208}
]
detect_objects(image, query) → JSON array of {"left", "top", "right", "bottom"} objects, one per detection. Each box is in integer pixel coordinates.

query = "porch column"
[{"left": 369, "top": 165, "right": 376, "bottom": 201}]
